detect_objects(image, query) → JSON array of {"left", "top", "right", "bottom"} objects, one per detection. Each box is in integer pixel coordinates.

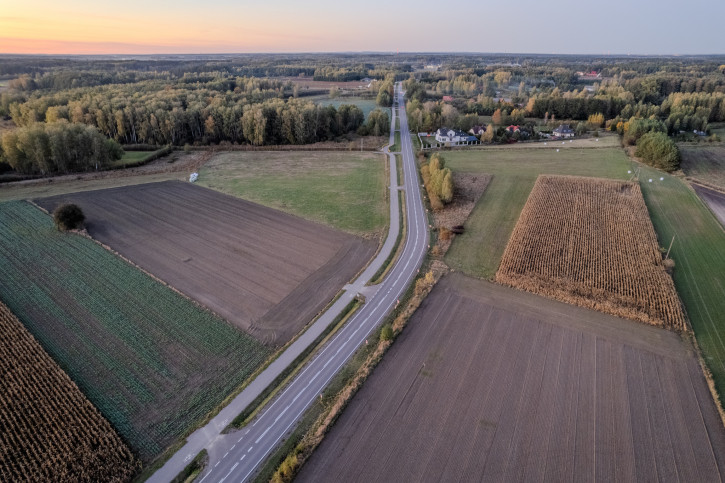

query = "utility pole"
[{"left": 665, "top": 235, "right": 675, "bottom": 260}]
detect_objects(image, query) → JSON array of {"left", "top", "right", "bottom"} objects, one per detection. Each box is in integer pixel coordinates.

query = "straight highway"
[{"left": 150, "top": 82, "right": 428, "bottom": 483}]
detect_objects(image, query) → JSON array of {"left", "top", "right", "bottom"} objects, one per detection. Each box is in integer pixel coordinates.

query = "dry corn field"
[
  {"left": 496, "top": 175, "right": 687, "bottom": 330},
  {"left": 0, "top": 302, "right": 139, "bottom": 482}
]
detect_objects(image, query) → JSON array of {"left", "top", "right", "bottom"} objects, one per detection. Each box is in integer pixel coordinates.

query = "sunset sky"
[{"left": 1, "top": 0, "right": 723, "bottom": 55}]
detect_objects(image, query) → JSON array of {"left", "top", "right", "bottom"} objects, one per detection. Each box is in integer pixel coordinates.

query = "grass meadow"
[
  {"left": 312, "top": 95, "right": 390, "bottom": 120},
  {"left": 109, "top": 150, "right": 156, "bottom": 167},
  {"left": 198, "top": 151, "right": 387, "bottom": 236},
  {"left": 637, "top": 164, "right": 725, "bottom": 402}
]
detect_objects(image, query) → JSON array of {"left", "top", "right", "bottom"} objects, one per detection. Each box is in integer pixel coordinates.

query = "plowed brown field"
[
  {"left": 299, "top": 274, "right": 725, "bottom": 482},
  {"left": 36, "top": 181, "right": 375, "bottom": 346},
  {"left": 0, "top": 301, "right": 138, "bottom": 482},
  {"left": 496, "top": 175, "right": 686, "bottom": 330}
]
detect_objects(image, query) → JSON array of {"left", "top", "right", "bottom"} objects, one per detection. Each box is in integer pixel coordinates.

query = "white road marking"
[
  {"left": 179, "top": 86, "right": 426, "bottom": 483},
  {"left": 255, "top": 425, "right": 272, "bottom": 443},
  {"left": 224, "top": 452, "right": 229, "bottom": 458},
  {"left": 222, "top": 463, "right": 238, "bottom": 481}
]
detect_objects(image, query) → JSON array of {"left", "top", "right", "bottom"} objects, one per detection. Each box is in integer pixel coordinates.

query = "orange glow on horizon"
[{"left": 0, "top": 3, "right": 328, "bottom": 54}]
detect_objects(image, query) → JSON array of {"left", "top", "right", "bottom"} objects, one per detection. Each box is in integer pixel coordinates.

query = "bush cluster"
[
  {"left": 52, "top": 203, "right": 85, "bottom": 231},
  {"left": 635, "top": 132, "right": 680, "bottom": 172}
]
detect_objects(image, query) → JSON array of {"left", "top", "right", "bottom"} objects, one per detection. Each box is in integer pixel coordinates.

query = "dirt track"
[
  {"left": 693, "top": 183, "right": 725, "bottom": 228},
  {"left": 299, "top": 273, "right": 725, "bottom": 482},
  {"left": 36, "top": 181, "right": 375, "bottom": 346}
]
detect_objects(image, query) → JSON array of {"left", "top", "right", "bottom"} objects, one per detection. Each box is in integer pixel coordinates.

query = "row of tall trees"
[
  {"left": 2, "top": 77, "right": 387, "bottom": 147},
  {"left": 1, "top": 121, "right": 123, "bottom": 175},
  {"left": 421, "top": 153, "right": 454, "bottom": 211}
]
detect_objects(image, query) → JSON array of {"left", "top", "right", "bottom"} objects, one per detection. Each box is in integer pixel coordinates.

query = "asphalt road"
[{"left": 149, "top": 83, "right": 428, "bottom": 483}]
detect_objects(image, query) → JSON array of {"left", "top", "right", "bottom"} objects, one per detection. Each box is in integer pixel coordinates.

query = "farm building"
[{"left": 553, "top": 124, "right": 575, "bottom": 138}]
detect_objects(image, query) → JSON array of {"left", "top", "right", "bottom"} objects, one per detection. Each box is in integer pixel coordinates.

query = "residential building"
[
  {"left": 435, "top": 128, "right": 478, "bottom": 145},
  {"left": 553, "top": 124, "right": 575, "bottom": 138}
]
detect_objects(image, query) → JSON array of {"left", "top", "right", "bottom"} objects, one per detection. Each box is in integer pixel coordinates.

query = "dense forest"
[{"left": 1, "top": 53, "right": 723, "bottom": 174}]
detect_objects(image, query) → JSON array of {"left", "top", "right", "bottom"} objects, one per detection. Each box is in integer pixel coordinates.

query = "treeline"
[
  {"left": 313, "top": 65, "right": 368, "bottom": 82},
  {"left": 376, "top": 77, "right": 395, "bottom": 107},
  {"left": 8, "top": 71, "right": 165, "bottom": 91},
  {"left": 421, "top": 153, "right": 453, "bottom": 210},
  {"left": 1, "top": 121, "right": 123, "bottom": 175},
  {"left": 2, "top": 77, "right": 388, "bottom": 146},
  {"left": 0, "top": 54, "right": 402, "bottom": 85},
  {"left": 528, "top": 89, "right": 725, "bottom": 132},
  {"left": 403, "top": 59, "right": 725, "bottom": 139}
]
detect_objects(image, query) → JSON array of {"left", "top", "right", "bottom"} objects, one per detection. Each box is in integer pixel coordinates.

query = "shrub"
[
  {"left": 53, "top": 203, "right": 85, "bottom": 231},
  {"left": 380, "top": 324, "right": 393, "bottom": 341},
  {"left": 635, "top": 132, "right": 680, "bottom": 172}
]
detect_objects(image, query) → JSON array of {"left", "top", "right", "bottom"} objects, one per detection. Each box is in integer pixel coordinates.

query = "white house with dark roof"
[
  {"left": 435, "top": 127, "right": 478, "bottom": 145},
  {"left": 553, "top": 124, "right": 575, "bottom": 138}
]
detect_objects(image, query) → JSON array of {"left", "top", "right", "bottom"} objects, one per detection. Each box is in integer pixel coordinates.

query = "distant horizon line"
[{"left": 1, "top": 51, "right": 724, "bottom": 58}]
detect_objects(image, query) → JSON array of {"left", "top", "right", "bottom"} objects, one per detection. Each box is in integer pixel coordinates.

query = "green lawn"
[
  {"left": 313, "top": 96, "right": 390, "bottom": 119},
  {"left": 637, "top": 164, "right": 725, "bottom": 401},
  {"left": 109, "top": 150, "right": 155, "bottom": 167},
  {"left": 680, "top": 145, "right": 725, "bottom": 190},
  {"left": 0, "top": 201, "right": 270, "bottom": 462},
  {"left": 198, "top": 151, "right": 387, "bottom": 236},
  {"left": 443, "top": 145, "right": 631, "bottom": 278},
  {"left": 391, "top": 131, "right": 401, "bottom": 152},
  {"left": 709, "top": 122, "right": 725, "bottom": 138}
]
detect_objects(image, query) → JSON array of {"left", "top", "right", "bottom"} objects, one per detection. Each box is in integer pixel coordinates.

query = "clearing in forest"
[{"left": 496, "top": 175, "right": 686, "bottom": 330}]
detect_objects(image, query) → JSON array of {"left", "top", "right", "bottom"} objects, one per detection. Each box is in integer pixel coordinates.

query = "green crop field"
[
  {"left": 637, "top": 165, "right": 725, "bottom": 402},
  {"left": 680, "top": 145, "right": 725, "bottom": 190},
  {"left": 0, "top": 201, "right": 271, "bottom": 462},
  {"left": 198, "top": 151, "right": 387, "bottom": 236},
  {"left": 443, "top": 144, "right": 631, "bottom": 278}
]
